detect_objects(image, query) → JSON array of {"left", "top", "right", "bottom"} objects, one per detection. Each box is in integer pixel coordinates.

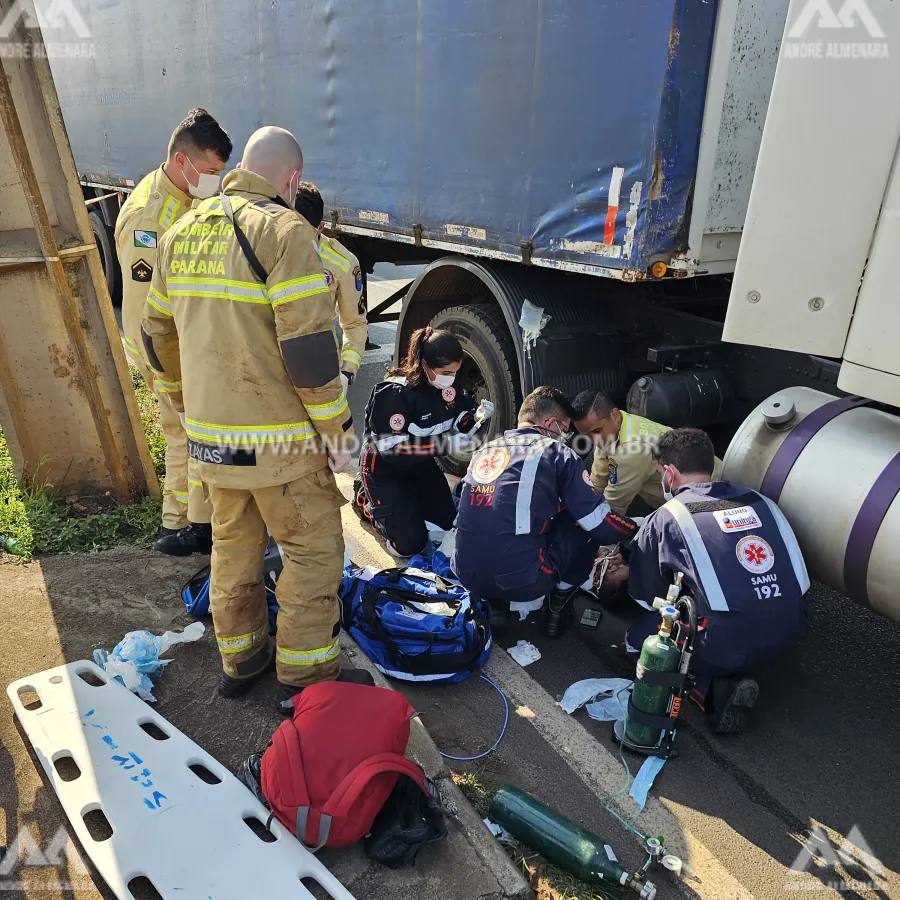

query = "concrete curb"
[
  {"left": 337, "top": 476, "right": 530, "bottom": 898},
  {"left": 336, "top": 474, "right": 758, "bottom": 899},
  {"left": 342, "top": 634, "right": 531, "bottom": 900}
]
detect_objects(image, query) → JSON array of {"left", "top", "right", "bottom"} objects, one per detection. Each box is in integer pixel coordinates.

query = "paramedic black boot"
[
  {"left": 277, "top": 668, "right": 377, "bottom": 713},
  {"left": 708, "top": 676, "right": 760, "bottom": 734},
  {"left": 486, "top": 598, "right": 511, "bottom": 638},
  {"left": 539, "top": 585, "right": 579, "bottom": 639},
  {"left": 351, "top": 475, "right": 368, "bottom": 523},
  {"left": 155, "top": 522, "right": 213, "bottom": 556}
]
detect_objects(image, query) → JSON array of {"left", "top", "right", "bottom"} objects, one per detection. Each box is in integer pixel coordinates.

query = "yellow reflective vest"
[{"left": 141, "top": 169, "right": 352, "bottom": 488}]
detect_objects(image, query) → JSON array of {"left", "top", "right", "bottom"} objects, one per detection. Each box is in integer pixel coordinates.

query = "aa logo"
[
  {"left": 787, "top": 0, "right": 885, "bottom": 40},
  {"left": 788, "top": 825, "right": 886, "bottom": 891},
  {"left": 0, "top": 0, "right": 91, "bottom": 40},
  {"left": 0, "top": 823, "right": 89, "bottom": 877}
]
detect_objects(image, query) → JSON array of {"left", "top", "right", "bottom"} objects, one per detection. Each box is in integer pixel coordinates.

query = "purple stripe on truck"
[
  {"left": 760, "top": 396, "right": 870, "bottom": 503},
  {"left": 843, "top": 451, "right": 900, "bottom": 609}
]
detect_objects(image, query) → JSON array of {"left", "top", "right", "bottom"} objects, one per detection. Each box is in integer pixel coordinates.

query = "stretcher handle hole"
[
  {"left": 82, "top": 807, "right": 113, "bottom": 842},
  {"left": 189, "top": 763, "right": 222, "bottom": 785},
  {"left": 77, "top": 670, "right": 107, "bottom": 688},
  {"left": 300, "top": 876, "right": 332, "bottom": 899},
  {"left": 53, "top": 753, "right": 81, "bottom": 782},
  {"left": 138, "top": 720, "right": 170, "bottom": 741},
  {"left": 17, "top": 686, "right": 41, "bottom": 711},
  {"left": 128, "top": 876, "right": 164, "bottom": 899},
  {"left": 244, "top": 816, "right": 277, "bottom": 843}
]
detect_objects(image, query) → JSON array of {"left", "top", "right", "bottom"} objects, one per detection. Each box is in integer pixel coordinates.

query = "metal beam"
[{"left": 0, "top": 6, "right": 156, "bottom": 502}]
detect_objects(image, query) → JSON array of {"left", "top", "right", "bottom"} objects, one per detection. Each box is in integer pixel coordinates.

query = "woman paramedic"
[{"left": 354, "top": 327, "right": 493, "bottom": 557}]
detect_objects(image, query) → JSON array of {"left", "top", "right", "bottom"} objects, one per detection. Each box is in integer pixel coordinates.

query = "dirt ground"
[{"left": 0, "top": 548, "right": 523, "bottom": 900}]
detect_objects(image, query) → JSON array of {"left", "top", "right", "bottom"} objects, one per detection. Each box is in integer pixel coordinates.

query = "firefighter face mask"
[{"left": 183, "top": 155, "right": 221, "bottom": 199}]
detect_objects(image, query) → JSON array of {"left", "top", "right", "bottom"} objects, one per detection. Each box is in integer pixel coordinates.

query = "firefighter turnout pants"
[
  {"left": 207, "top": 467, "right": 346, "bottom": 688},
  {"left": 131, "top": 354, "right": 211, "bottom": 529}
]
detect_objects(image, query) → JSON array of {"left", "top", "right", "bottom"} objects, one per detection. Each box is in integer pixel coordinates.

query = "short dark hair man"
[
  {"left": 115, "top": 108, "right": 232, "bottom": 556},
  {"left": 573, "top": 391, "right": 723, "bottom": 515},
  {"left": 626, "top": 428, "right": 810, "bottom": 734},
  {"left": 453, "top": 386, "right": 636, "bottom": 637}
]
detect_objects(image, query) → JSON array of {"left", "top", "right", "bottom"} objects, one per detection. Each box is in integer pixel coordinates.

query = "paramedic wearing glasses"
[{"left": 355, "top": 327, "right": 494, "bottom": 557}]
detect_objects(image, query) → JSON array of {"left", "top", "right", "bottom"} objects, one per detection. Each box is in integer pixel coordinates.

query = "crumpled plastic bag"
[
  {"left": 557, "top": 677, "right": 632, "bottom": 720},
  {"left": 92, "top": 622, "right": 205, "bottom": 702},
  {"left": 506, "top": 640, "right": 541, "bottom": 667},
  {"left": 483, "top": 818, "right": 518, "bottom": 844}
]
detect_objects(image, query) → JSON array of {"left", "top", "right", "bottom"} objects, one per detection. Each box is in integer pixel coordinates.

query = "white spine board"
[{"left": 7, "top": 660, "right": 355, "bottom": 900}]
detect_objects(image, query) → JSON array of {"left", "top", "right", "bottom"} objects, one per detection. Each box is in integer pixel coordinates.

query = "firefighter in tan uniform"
[
  {"left": 114, "top": 108, "right": 232, "bottom": 555},
  {"left": 295, "top": 183, "right": 367, "bottom": 390},
  {"left": 573, "top": 390, "right": 721, "bottom": 514},
  {"left": 142, "top": 127, "right": 366, "bottom": 707}
]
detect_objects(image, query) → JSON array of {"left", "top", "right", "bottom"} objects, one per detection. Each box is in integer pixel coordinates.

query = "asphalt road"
[
  {"left": 346, "top": 312, "right": 900, "bottom": 899},
  {"left": 114, "top": 261, "right": 900, "bottom": 897}
]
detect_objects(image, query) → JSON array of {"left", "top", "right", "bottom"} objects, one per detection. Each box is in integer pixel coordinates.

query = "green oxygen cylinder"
[
  {"left": 489, "top": 786, "right": 657, "bottom": 899},
  {"left": 0, "top": 534, "right": 26, "bottom": 557},
  {"left": 625, "top": 604, "right": 681, "bottom": 748}
]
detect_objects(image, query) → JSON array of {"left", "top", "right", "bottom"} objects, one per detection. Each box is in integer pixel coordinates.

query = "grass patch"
[
  {"left": 453, "top": 772, "right": 631, "bottom": 900},
  {"left": 0, "top": 366, "right": 164, "bottom": 559},
  {"left": 133, "top": 365, "right": 167, "bottom": 479}
]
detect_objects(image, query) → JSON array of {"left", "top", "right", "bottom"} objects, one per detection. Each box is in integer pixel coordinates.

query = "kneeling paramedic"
[
  {"left": 453, "top": 386, "right": 637, "bottom": 636},
  {"left": 626, "top": 428, "right": 810, "bottom": 734},
  {"left": 356, "top": 327, "right": 493, "bottom": 556},
  {"left": 141, "top": 126, "right": 367, "bottom": 709}
]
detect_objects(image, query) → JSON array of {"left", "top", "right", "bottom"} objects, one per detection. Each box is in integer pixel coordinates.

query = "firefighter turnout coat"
[
  {"left": 140, "top": 168, "right": 352, "bottom": 688},
  {"left": 590, "top": 412, "right": 723, "bottom": 514},
  {"left": 141, "top": 169, "right": 353, "bottom": 487},
  {"left": 114, "top": 165, "right": 209, "bottom": 528},
  {"left": 319, "top": 233, "right": 367, "bottom": 377}
]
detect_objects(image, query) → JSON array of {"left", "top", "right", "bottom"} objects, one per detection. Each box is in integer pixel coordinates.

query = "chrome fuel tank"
[{"left": 724, "top": 387, "right": 900, "bottom": 622}]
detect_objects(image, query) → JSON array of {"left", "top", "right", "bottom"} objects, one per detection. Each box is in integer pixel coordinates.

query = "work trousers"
[
  {"left": 360, "top": 449, "right": 456, "bottom": 556},
  {"left": 131, "top": 353, "right": 211, "bottom": 529},
  {"left": 625, "top": 611, "right": 802, "bottom": 712},
  {"left": 455, "top": 511, "right": 599, "bottom": 605},
  {"left": 207, "top": 466, "right": 346, "bottom": 688}
]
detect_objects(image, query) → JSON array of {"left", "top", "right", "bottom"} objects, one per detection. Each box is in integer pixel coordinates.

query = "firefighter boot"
[
  {"left": 218, "top": 648, "right": 276, "bottom": 699},
  {"left": 276, "top": 668, "right": 377, "bottom": 713},
  {"left": 155, "top": 522, "right": 213, "bottom": 556}
]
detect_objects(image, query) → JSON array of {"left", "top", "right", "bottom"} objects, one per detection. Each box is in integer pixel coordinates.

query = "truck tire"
[
  {"left": 89, "top": 210, "right": 122, "bottom": 305},
  {"left": 428, "top": 303, "right": 521, "bottom": 477}
]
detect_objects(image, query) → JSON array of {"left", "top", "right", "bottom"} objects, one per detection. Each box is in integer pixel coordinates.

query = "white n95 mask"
[
  {"left": 184, "top": 156, "right": 220, "bottom": 199},
  {"left": 429, "top": 373, "right": 456, "bottom": 390}
]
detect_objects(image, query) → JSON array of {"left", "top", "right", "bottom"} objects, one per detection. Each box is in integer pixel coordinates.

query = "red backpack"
[{"left": 261, "top": 681, "right": 428, "bottom": 850}]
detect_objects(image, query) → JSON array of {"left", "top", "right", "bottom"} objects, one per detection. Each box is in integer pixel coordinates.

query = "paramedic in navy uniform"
[
  {"left": 356, "top": 327, "right": 493, "bottom": 557},
  {"left": 627, "top": 428, "right": 810, "bottom": 734},
  {"left": 453, "top": 386, "right": 637, "bottom": 637}
]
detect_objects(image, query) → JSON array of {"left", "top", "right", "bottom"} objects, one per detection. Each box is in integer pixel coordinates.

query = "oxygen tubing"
[{"left": 439, "top": 675, "right": 509, "bottom": 761}]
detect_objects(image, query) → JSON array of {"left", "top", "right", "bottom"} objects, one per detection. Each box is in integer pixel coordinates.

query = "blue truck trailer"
[{"left": 49, "top": 0, "right": 844, "bottom": 473}]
